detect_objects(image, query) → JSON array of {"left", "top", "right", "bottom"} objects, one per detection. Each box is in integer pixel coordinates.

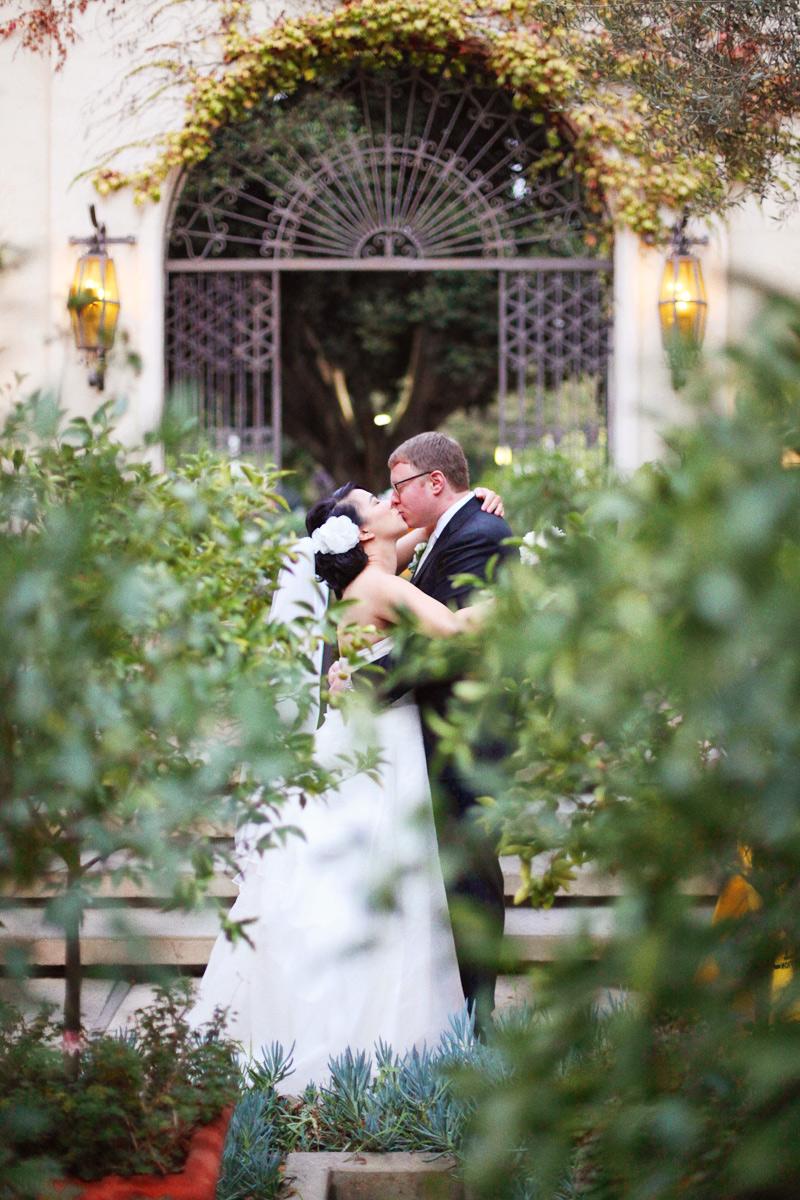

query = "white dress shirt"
[{"left": 412, "top": 491, "right": 475, "bottom": 578}]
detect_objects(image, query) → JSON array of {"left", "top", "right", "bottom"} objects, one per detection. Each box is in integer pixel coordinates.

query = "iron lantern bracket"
[
  {"left": 68, "top": 204, "right": 136, "bottom": 255},
  {"left": 669, "top": 207, "right": 709, "bottom": 257}
]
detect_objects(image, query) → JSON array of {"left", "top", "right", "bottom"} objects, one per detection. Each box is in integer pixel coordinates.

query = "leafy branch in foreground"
[
  {"left": 0, "top": 396, "right": 337, "bottom": 1062},
  {"left": 436, "top": 291, "right": 800, "bottom": 1198}
]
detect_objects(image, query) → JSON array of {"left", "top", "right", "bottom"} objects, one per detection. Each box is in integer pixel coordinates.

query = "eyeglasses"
[{"left": 390, "top": 470, "right": 430, "bottom": 497}]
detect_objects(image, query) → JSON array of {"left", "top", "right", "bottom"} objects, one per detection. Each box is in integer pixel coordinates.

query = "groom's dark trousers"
[{"left": 408, "top": 497, "right": 516, "bottom": 1035}]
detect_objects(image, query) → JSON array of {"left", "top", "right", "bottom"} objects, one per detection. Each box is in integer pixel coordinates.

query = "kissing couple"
[{"left": 191, "top": 431, "right": 516, "bottom": 1091}]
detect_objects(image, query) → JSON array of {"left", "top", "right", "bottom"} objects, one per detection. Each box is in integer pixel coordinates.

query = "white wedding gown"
[{"left": 189, "top": 636, "right": 465, "bottom": 1092}]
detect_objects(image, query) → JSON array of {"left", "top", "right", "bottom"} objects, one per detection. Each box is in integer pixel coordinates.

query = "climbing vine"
[
  {"left": 0, "top": 1, "right": 94, "bottom": 67},
  {"left": 87, "top": 0, "right": 797, "bottom": 240}
]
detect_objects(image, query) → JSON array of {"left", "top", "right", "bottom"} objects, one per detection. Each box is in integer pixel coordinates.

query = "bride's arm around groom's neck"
[{"left": 356, "top": 568, "right": 487, "bottom": 640}]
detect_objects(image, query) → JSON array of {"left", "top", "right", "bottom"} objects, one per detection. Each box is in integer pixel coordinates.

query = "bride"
[{"left": 190, "top": 482, "right": 484, "bottom": 1091}]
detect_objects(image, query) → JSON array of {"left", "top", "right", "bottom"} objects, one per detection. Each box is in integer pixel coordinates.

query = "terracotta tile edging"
[{"left": 48, "top": 1106, "right": 233, "bottom": 1200}]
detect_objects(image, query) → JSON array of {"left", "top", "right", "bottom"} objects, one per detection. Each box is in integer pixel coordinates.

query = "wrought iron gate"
[
  {"left": 165, "top": 269, "right": 281, "bottom": 457},
  {"left": 499, "top": 267, "right": 611, "bottom": 449},
  {"left": 165, "top": 68, "right": 612, "bottom": 465}
]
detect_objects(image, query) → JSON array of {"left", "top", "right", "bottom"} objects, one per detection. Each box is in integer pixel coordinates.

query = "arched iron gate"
[{"left": 165, "top": 68, "right": 613, "bottom": 467}]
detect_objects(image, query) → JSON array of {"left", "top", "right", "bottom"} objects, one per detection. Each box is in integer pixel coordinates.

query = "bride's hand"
[
  {"left": 327, "top": 659, "right": 353, "bottom": 696},
  {"left": 455, "top": 597, "right": 493, "bottom": 632},
  {"left": 474, "top": 487, "right": 505, "bottom": 518}
]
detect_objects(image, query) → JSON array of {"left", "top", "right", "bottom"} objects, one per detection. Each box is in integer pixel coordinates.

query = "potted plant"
[{"left": 0, "top": 983, "right": 239, "bottom": 1199}]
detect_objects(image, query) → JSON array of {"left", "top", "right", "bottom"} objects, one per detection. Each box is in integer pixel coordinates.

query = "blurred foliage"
[
  {"left": 0, "top": 982, "right": 241, "bottom": 1193},
  {"left": 469, "top": 439, "right": 608, "bottom": 535},
  {"left": 0, "top": 397, "right": 338, "bottom": 1057},
  {"left": 408, "top": 290, "right": 800, "bottom": 1198}
]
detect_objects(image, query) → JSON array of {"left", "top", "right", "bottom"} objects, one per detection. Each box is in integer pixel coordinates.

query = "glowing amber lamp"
[
  {"left": 68, "top": 251, "right": 120, "bottom": 352},
  {"left": 658, "top": 252, "right": 707, "bottom": 346}
]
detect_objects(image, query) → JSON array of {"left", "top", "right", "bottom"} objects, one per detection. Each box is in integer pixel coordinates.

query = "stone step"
[
  {"left": 1, "top": 849, "right": 718, "bottom": 989},
  {"left": 0, "top": 902, "right": 612, "bottom": 967},
  {"left": 0, "top": 977, "right": 135, "bottom": 1031},
  {"left": 0, "top": 975, "right": 629, "bottom": 1043},
  {"left": 0, "top": 905, "right": 222, "bottom": 966},
  {"left": 3, "top": 870, "right": 240, "bottom": 900}
]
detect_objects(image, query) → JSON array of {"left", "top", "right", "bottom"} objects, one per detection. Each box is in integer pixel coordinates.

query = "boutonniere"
[{"left": 408, "top": 540, "right": 428, "bottom": 576}]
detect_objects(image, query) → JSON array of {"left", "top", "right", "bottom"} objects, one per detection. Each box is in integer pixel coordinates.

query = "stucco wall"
[
  {"left": 726, "top": 191, "right": 800, "bottom": 341},
  {"left": 0, "top": 41, "right": 52, "bottom": 401},
  {"left": 0, "top": 1, "right": 295, "bottom": 446},
  {"left": 1, "top": 6, "right": 798, "bottom": 469}
]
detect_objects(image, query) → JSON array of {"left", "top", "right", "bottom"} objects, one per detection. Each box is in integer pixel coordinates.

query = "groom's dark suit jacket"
[
  {"left": 408, "top": 496, "right": 516, "bottom": 1026},
  {"left": 411, "top": 494, "right": 516, "bottom": 609},
  {"left": 410, "top": 496, "right": 515, "bottom": 751}
]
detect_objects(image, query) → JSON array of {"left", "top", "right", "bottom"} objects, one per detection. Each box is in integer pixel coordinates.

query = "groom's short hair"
[{"left": 388, "top": 432, "right": 469, "bottom": 491}]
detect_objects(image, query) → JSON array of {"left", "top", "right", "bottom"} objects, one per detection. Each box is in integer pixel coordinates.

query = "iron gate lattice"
[
  {"left": 165, "top": 66, "right": 613, "bottom": 464},
  {"left": 499, "top": 268, "right": 611, "bottom": 449},
  {"left": 165, "top": 270, "right": 281, "bottom": 457}
]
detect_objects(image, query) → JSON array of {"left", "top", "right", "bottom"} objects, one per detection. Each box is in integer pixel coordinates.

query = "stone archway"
[{"left": 164, "top": 64, "right": 612, "bottom": 472}]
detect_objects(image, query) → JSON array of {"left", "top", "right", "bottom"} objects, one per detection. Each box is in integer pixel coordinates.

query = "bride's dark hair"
[{"left": 306, "top": 482, "right": 369, "bottom": 597}]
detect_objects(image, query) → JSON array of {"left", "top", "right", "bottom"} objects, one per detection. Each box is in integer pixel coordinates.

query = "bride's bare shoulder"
[{"left": 344, "top": 565, "right": 404, "bottom": 601}]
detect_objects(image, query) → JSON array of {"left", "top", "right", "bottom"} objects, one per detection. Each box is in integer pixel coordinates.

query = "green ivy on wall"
[{"left": 93, "top": 0, "right": 733, "bottom": 241}]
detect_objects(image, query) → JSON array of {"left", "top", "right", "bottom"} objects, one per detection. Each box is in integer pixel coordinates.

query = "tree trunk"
[
  {"left": 63, "top": 861, "right": 83, "bottom": 1079},
  {"left": 278, "top": 274, "right": 496, "bottom": 487}
]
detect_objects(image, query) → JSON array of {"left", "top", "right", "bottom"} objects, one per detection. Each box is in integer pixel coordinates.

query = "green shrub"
[
  {"left": 431, "top": 292, "right": 800, "bottom": 1198},
  {"left": 0, "top": 398, "right": 336, "bottom": 1020},
  {"left": 480, "top": 438, "right": 609, "bottom": 535},
  {"left": 0, "top": 397, "right": 339, "bottom": 1195},
  {"left": 0, "top": 983, "right": 240, "bottom": 1189},
  {"left": 217, "top": 1011, "right": 482, "bottom": 1200}
]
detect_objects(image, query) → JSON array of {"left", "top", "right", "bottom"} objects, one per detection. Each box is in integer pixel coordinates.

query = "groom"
[{"left": 387, "top": 432, "right": 516, "bottom": 1033}]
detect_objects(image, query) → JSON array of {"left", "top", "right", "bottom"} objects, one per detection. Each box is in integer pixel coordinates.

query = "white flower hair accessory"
[{"left": 310, "top": 514, "right": 361, "bottom": 556}]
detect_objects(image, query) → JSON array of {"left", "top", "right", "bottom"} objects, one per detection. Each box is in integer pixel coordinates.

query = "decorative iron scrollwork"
[
  {"left": 164, "top": 65, "right": 612, "bottom": 464},
  {"left": 168, "top": 67, "right": 602, "bottom": 262}
]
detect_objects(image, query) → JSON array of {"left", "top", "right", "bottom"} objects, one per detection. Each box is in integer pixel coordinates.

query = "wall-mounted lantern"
[
  {"left": 68, "top": 205, "right": 135, "bottom": 390},
  {"left": 658, "top": 209, "right": 708, "bottom": 388}
]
